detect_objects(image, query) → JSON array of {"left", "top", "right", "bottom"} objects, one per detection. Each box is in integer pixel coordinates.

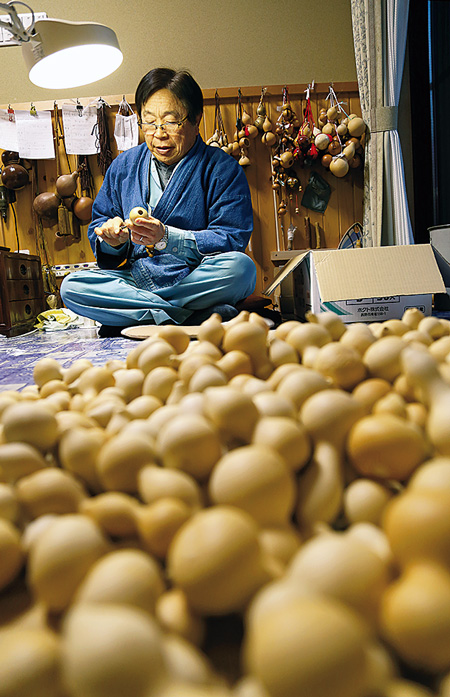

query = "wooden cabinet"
[{"left": 0, "top": 250, "right": 46, "bottom": 336}]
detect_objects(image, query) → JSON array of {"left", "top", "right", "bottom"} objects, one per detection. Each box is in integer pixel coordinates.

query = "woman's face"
[{"left": 141, "top": 88, "right": 200, "bottom": 166}]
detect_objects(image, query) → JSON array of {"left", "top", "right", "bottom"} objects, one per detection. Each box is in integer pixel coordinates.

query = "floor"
[{"left": 0, "top": 327, "right": 136, "bottom": 392}]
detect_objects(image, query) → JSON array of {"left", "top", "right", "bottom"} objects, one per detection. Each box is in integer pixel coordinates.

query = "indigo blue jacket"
[{"left": 87, "top": 136, "right": 253, "bottom": 291}]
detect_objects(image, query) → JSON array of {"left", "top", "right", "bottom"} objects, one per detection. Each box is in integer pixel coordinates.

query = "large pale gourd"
[
  {"left": 297, "top": 389, "right": 364, "bottom": 528},
  {"left": 156, "top": 413, "right": 222, "bottom": 480},
  {"left": 135, "top": 497, "right": 192, "bottom": 559},
  {"left": 343, "top": 478, "right": 394, "bottom": 526},
  {"left": 312, "top": 341, "right": 367, "bottom": 390},
  {"left": 222, "top": 321, "right": 271, "bottom": 379},
  {"left": 276, "top": 367, "right": 330, "bottom": 410},
  {"left": 138, "top": 464, "right": 203, "bottom": 510},
  {"left": 203, "top": 386, "right": 259, "bottom": 443},
  {"left": 61, "top": 603, "right": 166, "bottom": 697},
  {"left": 347, "top": 413, "right": 429, "bottom": 481},
  {"left": 167, "top": 506, "right": 272, "bottom": 615},
  {"left": 383, "top": 488, "right": 450, "bottom": 568},
  {"left": 80, "top": 491, "right": 140, "bottom": 538},
  {"left": 15, "top": 467, "right": 87, "bottom": 519},
  {"left": 0, "top": 482, "right": 19, "bottom": 523},
  {"left": 0, "top": 518, "right": 24, "bottom": 592},
  {"left": 0, "top": 442, "right": 47, "bottom": 483},
  {"left": 155, "top": 587, "right": 206, "bottom": 646},
  {"left": 244, "top": 594, "right": 370, "bottom": 697},
  {"left": 287, "top": 529, "right": 391, "bottom": 622},
  {"left": 2, "top": 402, "right": 58, "bottom": 452},
  {"left": 208, "top": 445, "right": 296, "bottom": 526},
  {"left": 0, "top": 627, "right": 62, "bottom": 697},
  {"left": 74, "top": 548, "right": 165, "bottom": 614},
  {"left": 96, "top": 432, "right": 157, "bottom": 493},
  {"left": 363, "top": 336, "right": 405, "bottom": 383},
  {"left": 251, "top": 416, "right": 311, "bottom": 472},
  {"left": 380, "top": 562, "right": 450, "bottom": 673},
  {"left": 28, "top": 514, "right": 110, "bottom": 612},
  {"left": 401, "top": 347, "right": 450, "bottom": 456}
]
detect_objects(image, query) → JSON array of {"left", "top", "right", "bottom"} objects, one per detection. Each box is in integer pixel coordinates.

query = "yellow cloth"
[{"left": 34, "top": 309, "right": 81, "bottom": 331}]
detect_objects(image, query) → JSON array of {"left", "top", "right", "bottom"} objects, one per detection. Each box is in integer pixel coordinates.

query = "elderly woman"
[{"left": 60, "top": 68, "right": 256, "bottom": 336}]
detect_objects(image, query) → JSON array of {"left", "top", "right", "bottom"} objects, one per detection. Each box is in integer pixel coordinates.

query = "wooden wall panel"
[{"left": 0, "top": 82, "right": 363, "bottom": 298}]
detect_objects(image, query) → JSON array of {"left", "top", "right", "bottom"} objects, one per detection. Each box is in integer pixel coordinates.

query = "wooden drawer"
[
  {"left": 4, "top": 256, "right": 41, "bottom": 281},
  {"left": 8, "top": 297, "right": 45, "bottom": 326},
  {"left": 7, "top": 279, "right": 42, "bottom": 302}
]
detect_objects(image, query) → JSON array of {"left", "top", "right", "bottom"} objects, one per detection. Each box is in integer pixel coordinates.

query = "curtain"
[{"left": 351, "top": 0, "right": 414, "bottom": 246}]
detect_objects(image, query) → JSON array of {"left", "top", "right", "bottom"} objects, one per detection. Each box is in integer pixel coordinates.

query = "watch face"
[{"left": 155, "top": 239, "right": 167, "bottom": 250}]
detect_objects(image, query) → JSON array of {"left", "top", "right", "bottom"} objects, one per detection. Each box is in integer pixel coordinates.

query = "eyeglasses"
[{"left": 137, "top": 116, "right": 189, "bottom": 134}]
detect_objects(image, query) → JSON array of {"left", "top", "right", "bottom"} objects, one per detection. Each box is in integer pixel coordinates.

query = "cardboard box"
[
  {"left": 428, "top": 225, "right": 450, "bottom": 311},
  {"left": 429, "top": 224, "right": 450, "bottom": 264},
  {"left": 263, "top": 244, "right": 446, "bottom": 323}
]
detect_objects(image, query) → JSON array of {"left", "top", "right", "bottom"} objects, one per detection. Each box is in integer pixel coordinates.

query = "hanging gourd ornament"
[
  {"left": 262, "top": 131, "right": 276, "bottom": 146},
  {"left": 261, "top": 115, "right": 276, "bottom": 146},
  {"left": 330, "top": 156, "right": 349, "bottom": 178},
  {"left": 245, "top": 124, "right": 259, "bottom": 139},
  {"left": 277, "top": 201, "right": 287, "bottom": 216},
  {"left": 56, "top": 171, "right": 79, "bottom": 198},
  {"left": 262, "top": 116, "right": 273, "bottom": 133},
  {"left": 236, "top": 88, "right": 251, "bottom": 167},
  {"left": 286, "top": 174, "right": 300, "bottom": 189},
  {"left": 73, "top": 196, "right": 94, "bottom": 223},
  {"left": 348, "top": 136, "right": 364, "bottom": 154},
  {"left": 322, "top": 122, "right": 336, "bottom": 136},
  {"left": 321, "top": 153, "right": 333, "bottom": 169},
  {"left": 206, "top": 129, "right": 221, "bottom": 148},
  {"left": 254, "top": 89, "right": 268, "bottom": 130},
  {"left": 349, "top": 154, "right": 362, "bottom": 169},
  {"left": 315, "top": 133, "right": 332, "bottom": 151},
  {"left": 207, "top": 91, "right": 233, "bottom": 156},
  {"left": 347, "top": 116, "right": 366, "bottom": 138},
  {"left": 1, "top": 151, "right": 29, "bottom": 190},
  {"left": 239, "top": 150, "right": 251, "bottom": 167},
  {"left": 343, "top": 142, "right": 356, "bottom": 161},
  {"left": 318, "top": 109, "right": 328, "bottom": 127},
  {"left": 230, "top": 138, "right": 240, "bottom": 156},
  {"left": 328, "top": 139, "right": 342, "bottom": 156},
  {"left": 221, "top": 138, "right": 233, "bottom": 155},
  {"left": 33, "top": 192, "right": 60, "bottom": 220},
  {"left": 280, "top": 151, "right": 294, "bottom": 168},
  {"left": 327, "top": 105, "right": 339, "bottom": 121}
]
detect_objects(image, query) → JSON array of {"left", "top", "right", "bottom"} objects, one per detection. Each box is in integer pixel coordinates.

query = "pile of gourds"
[{"left": 2, "top": 307, "right": 450, "bottom": 696}]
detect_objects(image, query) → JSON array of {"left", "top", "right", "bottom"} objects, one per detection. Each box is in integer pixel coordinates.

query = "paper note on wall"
[
  {"left": 62, "top": 104, "right": 99, "bottom": 155},
  {"left": 114, "top": 113, "right": 139, "bottom": 151},
  {"left": 0, "top": 110, "right": 19, "bottom": 152},
  {"left": 15, "top": 110, "right": 55, "bottom": 159}
]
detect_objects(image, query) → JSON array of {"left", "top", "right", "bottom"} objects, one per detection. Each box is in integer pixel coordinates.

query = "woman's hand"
[
  {"left": 125, "top": 213, "right": 165, "bottom": 247},
  {"left": 94, "top": 217, "right": 130, "bottom": 247}
]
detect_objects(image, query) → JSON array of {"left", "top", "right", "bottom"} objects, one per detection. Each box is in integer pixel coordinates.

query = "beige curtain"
[{"left": 351, "top": 0, "right": 414, "bottom": 246}]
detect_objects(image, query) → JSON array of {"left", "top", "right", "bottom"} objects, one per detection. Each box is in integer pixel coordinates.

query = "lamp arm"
[{"left": 0, "top": 0, "right": 34, "bottom": 42}]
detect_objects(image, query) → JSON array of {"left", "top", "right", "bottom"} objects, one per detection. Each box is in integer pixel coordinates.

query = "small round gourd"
[{"left": 129, "top": 206, "right": 149, "bottom": 223}]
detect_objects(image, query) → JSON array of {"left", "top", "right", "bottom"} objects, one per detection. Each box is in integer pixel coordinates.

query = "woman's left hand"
[{"left": 125, "top": 214, "right": 165, "bottom": 247}]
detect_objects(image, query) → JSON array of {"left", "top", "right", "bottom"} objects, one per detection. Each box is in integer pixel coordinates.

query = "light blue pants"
[{"left": 60, "top": 252, "right": 257, "bottom": 326}]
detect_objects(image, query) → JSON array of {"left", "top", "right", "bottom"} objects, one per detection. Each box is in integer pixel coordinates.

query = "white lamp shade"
[{"left": 21, "top": 18, "right": 123, "bottom": 89}]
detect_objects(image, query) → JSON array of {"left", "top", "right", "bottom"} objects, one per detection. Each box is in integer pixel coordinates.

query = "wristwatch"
[{"left": 155, "top": 225, "right": 169, "bottom": 251}]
